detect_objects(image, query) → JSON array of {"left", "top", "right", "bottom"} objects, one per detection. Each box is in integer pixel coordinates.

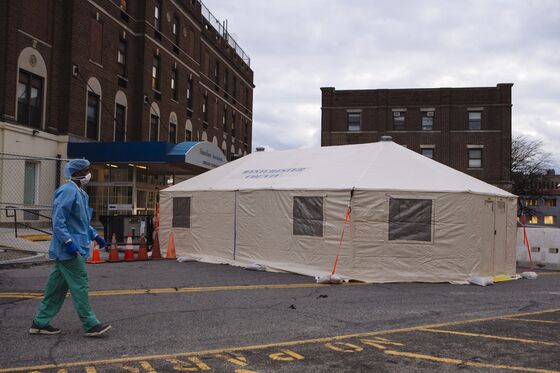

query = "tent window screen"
[
  {"left": 172, "top": 197, "right": 191, "bottom": 228},
  {"left": 389, "top": 198, "right": 432, "bottom": 241},
  {"left": 293, "top": 197, "right": 323, "bottom": 237}
]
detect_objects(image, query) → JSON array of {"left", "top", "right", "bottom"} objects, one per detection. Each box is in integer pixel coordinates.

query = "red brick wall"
[
  {"left": 321, "top": 84, "right": 513, "bottom": 189},
  {"left": 0, "top": 0, "right": 254, "bottom": 159}
]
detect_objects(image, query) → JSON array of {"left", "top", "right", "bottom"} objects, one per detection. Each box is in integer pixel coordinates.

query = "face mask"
[{"left": 72, "top": 172, "right": 92, "bottom": 186}]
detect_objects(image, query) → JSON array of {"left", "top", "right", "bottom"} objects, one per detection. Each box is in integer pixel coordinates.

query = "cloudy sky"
[{"left": 204, "top": 0, "right": 560, "bottom": 169}]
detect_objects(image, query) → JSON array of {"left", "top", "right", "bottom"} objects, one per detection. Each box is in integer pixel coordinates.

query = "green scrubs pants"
[{"left": 33, "top": 256, "right": 100, "bottom": 331}]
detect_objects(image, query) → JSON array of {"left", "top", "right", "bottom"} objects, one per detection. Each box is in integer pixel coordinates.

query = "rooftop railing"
[{"left": 199, "top": 1, "right": 251, "bottom": 67}]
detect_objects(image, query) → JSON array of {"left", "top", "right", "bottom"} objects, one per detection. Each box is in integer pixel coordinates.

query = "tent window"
[
  {"left": 172, "top": 197, "right": 191, "bottom": 228},
  {"left": 293, "top": 197, "right": 323, "bottom": 237},
  {"left": 389, "top": 198, "right": 432, "bottom": 242}
]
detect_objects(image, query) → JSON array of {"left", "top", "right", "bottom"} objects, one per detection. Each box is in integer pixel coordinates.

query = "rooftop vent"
[
  {"left": 380, "top": 136, "right": 393, "bottom": 142},
  {"left": 256, "top": 147, "right": 265, "bottom": 152}
]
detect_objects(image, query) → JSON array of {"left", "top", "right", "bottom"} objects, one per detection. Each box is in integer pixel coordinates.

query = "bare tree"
[{"left": 511, "top": 135, "right": 552, "bottom": 195}]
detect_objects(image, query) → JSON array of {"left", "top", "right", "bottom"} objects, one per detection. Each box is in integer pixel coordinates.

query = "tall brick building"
[
  {"left": 321, "top": 84, "right": 512, "bottom": 190},
  {"left": 0, "top": 0, "right": 254, "bottom": 225}
]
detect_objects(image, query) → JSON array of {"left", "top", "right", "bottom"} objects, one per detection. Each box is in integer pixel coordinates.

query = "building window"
[
  {"left": 421, "top": 148, "right": 434, "bottom": 159},
  {"left": 154, "top": 0, "right": 161, "bottom": 30},
  {"left": 421, "top": 111, "right": 434, "bottom": 130},
  {"left": 118, "top": 0, "right": 127, "bottom": 11},
  {"left": 150, "top": 114, "right": 159, "bottom": 141},
  {"left": 222, "top": 107, "right": 228, "bottom": 132},
  {"left": 524, "top": 199, "right": 539, "bottom": 207},
  {"left": 169, "top": 122, "right": 177, "bottom": 143},
  {"left": 172, "top": 197, "right": 190, "bottom": 228},
  {"left": 115, "top": 104, "right": 126, "bottom": 141},
  {"left": 185, "top": 129, "right": 192, "bottom": 141},
  {"left": 224, "top": 69, "right": 229, "bottom": 96},
  {"left": 393, "top": 111, "right": 405, "bottom": 130},
  {"left": 186, "top": 77, "right": 193, "bottom": 114},
  {"left": 152, "top": 54, "right": 160, "bottom": 91},
  {"left": 17, "top": 70, "right": 43, "bottom": 129},
  {"left": 528, "top": 215, "right": 538, "bottom": 224},
  {"left": 117, "top": 38, "right": 127, "bottom": 77},
  {"left": 544, "top": 216, "right": 557, "bottom": 225},
  {"left": 214, "top": 61, "right": 219, "bottom": 88},
  {"left": 171, "top": 66, "right": 178, "bottom": 100},
  {"left": 172, "top": 15, "right": 180, "bottom": 45},
  {"left": 86, "top": 92, "right": 99, "bottom": 140},
  {"left": 468, "top": 111, "right": 482, "bottom": 130},
  {"left": 244, "top": 120, "right": 249, "bottom": 144},
  {"left": 231, "top": 112, "right": 236, "bottom": 137},
  {"left": 202, "top": 94, "right": 208, "bottom": 126},
  {"left": 468, "top": 148, "right": 483, "bottom": 168},
  {"left": 244, "top": 85, "right": 249, "bottom": 108},
  {"left": 293, "top": 197, "right": 324, "bottom": 237},
  {"left": 232, "top": 76, "right": 237, "bottom": 100},
  {"left": 347, "top": 112, "right": 361, "bottom": 131},
  {"left": 389, "top": 198, "right": 432, "bottom": 242},
  {"left": 544, "top": 199, "right": 556, "bottom": 207}
]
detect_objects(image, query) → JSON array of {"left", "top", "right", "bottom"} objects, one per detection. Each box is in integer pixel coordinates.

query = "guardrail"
[
  {"left": 4, "top": 206, "right": 53, "bottom": 238},
  {"left": 199, "top": 1, "right": 251, "bottom": 67}
]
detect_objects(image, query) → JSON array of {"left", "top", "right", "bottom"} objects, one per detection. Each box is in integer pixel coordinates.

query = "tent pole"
[{"left": 233, "top": 190, "right": 237, "bottom": 260}]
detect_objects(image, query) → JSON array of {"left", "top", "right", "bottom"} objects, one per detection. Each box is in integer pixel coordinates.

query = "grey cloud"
[{"left": 205, "top": 0, "right": 560, "bottom": 170}]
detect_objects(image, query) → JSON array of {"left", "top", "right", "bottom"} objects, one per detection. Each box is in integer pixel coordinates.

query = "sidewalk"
[{"left": 0, "top": 228, "right": 49, "bottom": 264}]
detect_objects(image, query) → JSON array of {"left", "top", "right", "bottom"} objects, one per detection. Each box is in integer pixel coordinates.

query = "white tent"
[{"left": 159, "top": 139, "right": 517, "bottom": 283}]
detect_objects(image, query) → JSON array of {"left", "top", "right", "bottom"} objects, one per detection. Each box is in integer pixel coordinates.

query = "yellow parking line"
[
  {"left": 500, "top": 317, "right": 559, "bottom": 324},
  {"left": 418, "top": 328, "right": 559, "bottom": 346},
  {"left": 1, "top": 308, "right": 559, "bottom": 373},
  {"left": 383, "top": 350, "right": 560, "bottom": 373},
  {"left": 0, "top": 283, "right": 367, "bottom": 299}
]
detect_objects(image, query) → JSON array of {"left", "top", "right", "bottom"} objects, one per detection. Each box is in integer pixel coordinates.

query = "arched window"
[
  {"left": 212, "top": 136, "right": 218, "bottom": 146},
  {"left": 149, "top": 102, "right": 160, "bottom": 141},
  {"left": 85, "top": 77, "right": 102, "bottom": 140},
  {"left": 169, "top": 112, "right": 178, "bottom": 143},
  {"left": 185, "top": 119, "right": 193, "bottom": 141},
  {"left": 16, "top": 47, "right": 47, "bottom": 130},
  {"left": 114, "top": 90, "right": 127, "bottom": 141},
  {"left": 201, "top": 131, "right": 208, "bottom": 141}
]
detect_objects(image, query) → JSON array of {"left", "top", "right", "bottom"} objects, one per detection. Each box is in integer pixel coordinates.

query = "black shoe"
[
  {"left": 84, "top": 324, "right": 111, "bottom": 337},
  {"left": 29, "top": 321, "right": 61, "bottom": 335}
]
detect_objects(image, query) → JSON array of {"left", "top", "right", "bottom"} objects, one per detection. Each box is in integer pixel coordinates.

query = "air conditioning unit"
[
  {"left": 393, "top": 111, "right": 401, "bottom": 117},
  {"left": 143, "top": 95, "right": 149, "bottom": 104},
  {"left": 427, "top": 111, "right": 435, "bottom": 117}
]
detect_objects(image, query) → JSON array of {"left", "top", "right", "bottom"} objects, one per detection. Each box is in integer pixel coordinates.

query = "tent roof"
[{"left": 165, "top": 140, "right": 514, "bottom": 197}]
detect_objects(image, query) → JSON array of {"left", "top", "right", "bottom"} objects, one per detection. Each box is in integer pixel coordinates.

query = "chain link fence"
[{"left": 0, "top": 152, "right": 68, "bottom": 231}]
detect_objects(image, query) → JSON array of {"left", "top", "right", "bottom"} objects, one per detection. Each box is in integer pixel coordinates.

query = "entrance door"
[{"left": 493, "top": 199, "right": 508, "bottom": 275}]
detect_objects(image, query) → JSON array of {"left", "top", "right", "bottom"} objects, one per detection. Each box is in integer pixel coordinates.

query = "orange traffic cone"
[
  {"left": 124, "top": 232, "right": 135, "bottom": 262},
  {"left": 137, "top": 233, "right": 150, "bottom": 261},
  {"left": 150, "top": 232, "right": 163, "bottom": 260},
  {"left": 87, "top": 242, "right": 105, "bottom": 264},
  {"left": 166, "top": 231, "right": 177, "bottom": 260},
  {"left": 107, "top": 233, "right": 121, "bottom": 263}
]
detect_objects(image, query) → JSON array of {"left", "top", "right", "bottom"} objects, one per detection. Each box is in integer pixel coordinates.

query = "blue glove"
[
  {"left": 65, "top": 241, "right": 80, "bottom": 256},
  {"left": 94, "top": 235, "right": 107, "bottom": 249}
]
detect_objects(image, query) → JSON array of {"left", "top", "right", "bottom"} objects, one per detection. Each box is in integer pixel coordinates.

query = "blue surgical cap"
[{"left": 64, "top": 159, "right": 91, "bottom": 177}]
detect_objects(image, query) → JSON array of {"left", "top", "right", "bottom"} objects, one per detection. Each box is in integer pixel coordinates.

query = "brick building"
[
  {"left": 521, "top": 171, "right": 560, "bottom": 228},
  {"left": 321, "top": 84, "right": 512, "bottom": 190},
  {"left": 0, "top": 0, "right": 254, "bottom": 226}
]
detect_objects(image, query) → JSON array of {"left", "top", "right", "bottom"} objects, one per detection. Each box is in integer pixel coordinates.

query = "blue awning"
[{"left": 67, "top": 141, "right": 227, "bottom": 170}]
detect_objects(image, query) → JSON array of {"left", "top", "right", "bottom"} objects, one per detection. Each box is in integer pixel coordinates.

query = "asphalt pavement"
[{"left": 0, "top": 260, "right": 559, "bottom": 372}]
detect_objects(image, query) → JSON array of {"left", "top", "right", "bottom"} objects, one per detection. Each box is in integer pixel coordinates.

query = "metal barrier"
[{"left": 4, "top": 206, "right": 53, "bottom": 238}]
